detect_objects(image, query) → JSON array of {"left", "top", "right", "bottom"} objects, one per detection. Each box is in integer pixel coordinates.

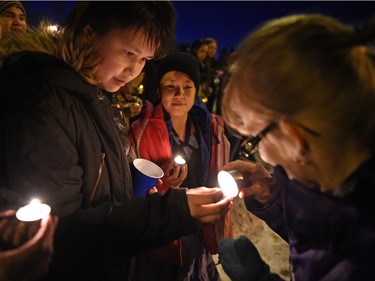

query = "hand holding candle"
[
  {"left": 1, "top": 199, "right": 52, "bottom": 250},
  {"left": 160, "top": 156, "right": 188, "bottom": 190},
  {"left": 0, "top": 208, "right": 58, "bottom": 281},
  {"left": 219, "top": 160, "right": 276, "bottom": 204}
]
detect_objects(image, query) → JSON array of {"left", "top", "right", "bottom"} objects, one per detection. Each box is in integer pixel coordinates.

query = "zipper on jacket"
[{"left": 87, "top": 152, "right": 106, "bottom": 207}]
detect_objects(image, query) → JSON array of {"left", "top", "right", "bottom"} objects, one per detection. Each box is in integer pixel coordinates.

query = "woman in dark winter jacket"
[{"left": 0, "top": 2, "right": 231, "bottom": 280}]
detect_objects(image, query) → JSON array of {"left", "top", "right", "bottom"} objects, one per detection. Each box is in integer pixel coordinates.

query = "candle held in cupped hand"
[
  {"left": 217, "top": 170, "right": 240, "bottom": 198},
  {"left": 16, "top": 199, "right": 51, "bottom": 222},
  {"left": 174, "top": 155, "right": 186, "bottom": 165}
]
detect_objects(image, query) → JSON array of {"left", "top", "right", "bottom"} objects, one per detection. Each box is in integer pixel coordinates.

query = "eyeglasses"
[
  {"left": 239, "top": 120, "right": 321, "bottom": 159},
  {"left": 239, "top": 121, "right": 278, "bottom": 159}
]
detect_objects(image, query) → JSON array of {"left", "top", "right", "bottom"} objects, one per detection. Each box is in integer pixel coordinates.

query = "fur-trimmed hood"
[
  {"left": 0, "top": 27, "right": 58, "bottom": 62},
  {"left": 0, "top": 25, "right": 97, "bottom": 84}
]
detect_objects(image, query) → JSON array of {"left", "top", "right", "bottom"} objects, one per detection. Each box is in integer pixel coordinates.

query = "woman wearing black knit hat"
[{"left": 130, "top": 52, "right": 232, "bottom": 281}]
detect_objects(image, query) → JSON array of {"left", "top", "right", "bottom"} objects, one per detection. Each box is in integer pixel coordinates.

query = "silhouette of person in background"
[
  {"left": 203, "top": 37, "right": 225, "bottom": 114},
  {"left": 116, "top": 72, "right": 144, "bottom": 127},
  {"left": 0, "top": 0, "right": 27, "bottom": 36},
  {"left": 190, "top": 38, "right": 213, "bottom": 104}
]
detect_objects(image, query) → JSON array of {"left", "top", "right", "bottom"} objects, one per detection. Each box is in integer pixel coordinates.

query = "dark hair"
[
  {"left": 191, "top": 38, "right": 208, "bottom": 53},
  {"left": 156, "top": 51, "right": 200, "bottom": 94},
  {"left": 65, "top": 1, "right": 176, "bottom": 59}
]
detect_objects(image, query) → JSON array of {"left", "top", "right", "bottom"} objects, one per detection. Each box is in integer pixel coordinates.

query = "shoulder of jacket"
[{"left": 1, "top": 52, "right": 95, "bottom": 95}]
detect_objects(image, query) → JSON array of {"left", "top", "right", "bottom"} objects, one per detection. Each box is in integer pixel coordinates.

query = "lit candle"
[
  {"left": 16, "top": 199, "right": 51, "bottom": 222},
  {"left": 217, "top": 170, "right": 240, "bottom": 198},
  {"left": 174, "top": 155, "right": 186, "bottom": 165}
]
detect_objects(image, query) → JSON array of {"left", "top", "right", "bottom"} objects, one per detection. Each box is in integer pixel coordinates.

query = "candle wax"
[
  {"left": 174, "top": 155, "right": 186, "bottom": 165},
  {"left": 16, "top": 199, "right": 51, "bottom": 222},
  {"left": 217, "top": 171, "right": 239, "bottom": 198}
]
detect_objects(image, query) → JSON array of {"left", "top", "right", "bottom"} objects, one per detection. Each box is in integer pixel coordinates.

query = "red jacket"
[
  {"left": 130, "top": 101, "right": 230, "bottom": 191},
  {"left": 130, "top": 101, "right": 232, "bottom": 256}
]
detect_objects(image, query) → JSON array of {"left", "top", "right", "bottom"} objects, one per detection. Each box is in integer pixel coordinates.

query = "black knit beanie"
[
  {"left": 0, "top": 1, "right": 26, "bottom": 17},
  {"left": 156, "top": 52, "right": 200, "bottom": 93}
]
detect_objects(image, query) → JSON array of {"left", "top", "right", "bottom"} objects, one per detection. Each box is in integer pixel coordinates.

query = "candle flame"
[{"left": 30, "top": 198, "right": 41, "bottom": 205}]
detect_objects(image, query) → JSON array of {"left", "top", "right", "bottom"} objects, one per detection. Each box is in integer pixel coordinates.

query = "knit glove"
[{"left": 218, "top": 235, "right": 284, "bottom": 281}]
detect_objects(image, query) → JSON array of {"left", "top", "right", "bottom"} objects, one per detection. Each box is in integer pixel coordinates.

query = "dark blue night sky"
[{"left": 22, "top": 1, "right": 375, "bottom": 51}]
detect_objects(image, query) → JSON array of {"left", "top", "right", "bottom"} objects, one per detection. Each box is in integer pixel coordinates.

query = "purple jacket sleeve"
[{"left": 243, "top": 167, "right": 289, "bottom": 242}]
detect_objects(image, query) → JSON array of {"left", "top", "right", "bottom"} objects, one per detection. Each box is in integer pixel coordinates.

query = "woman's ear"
[
  {"left": 278, "top": 120, "right": 310, "bottom": 155},
  {"left": 82, "top": 25, "right": 95, "bottom": 44}
]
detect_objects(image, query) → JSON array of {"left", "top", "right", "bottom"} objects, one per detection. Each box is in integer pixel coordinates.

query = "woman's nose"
[
  {"left": 123, "top": 62, "right": 143, "bottom": 81},
  {"left": 174, "top": 86, "right": 184, "bottom": 96},
  {"left": 13, "top": 16, "right": 21, "bottom": 25},
  {"left": 122, "top": 67, "right": 133, "bottom": 79}
]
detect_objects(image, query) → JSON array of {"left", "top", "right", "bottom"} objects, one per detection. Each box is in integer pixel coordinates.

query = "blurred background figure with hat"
[{"left": 0, "top": 0, "right": 26, "bottom": 38}]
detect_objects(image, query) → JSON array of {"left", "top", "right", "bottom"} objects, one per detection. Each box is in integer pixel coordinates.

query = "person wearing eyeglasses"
[{"left": 218, "top": 14, "right": 375, "bottom": 281}]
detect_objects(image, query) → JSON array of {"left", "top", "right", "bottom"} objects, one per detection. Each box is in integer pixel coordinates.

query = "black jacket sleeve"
[{"left": 54, "top": 188, "right": 197, "bottom": 262}]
